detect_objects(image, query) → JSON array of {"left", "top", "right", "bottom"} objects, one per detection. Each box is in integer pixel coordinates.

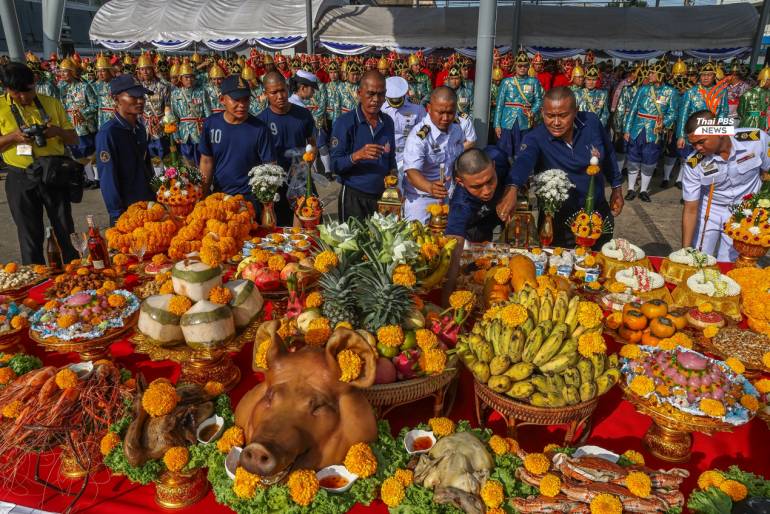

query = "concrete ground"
[{"left": 0, "top": 173, "right": 685, "bottom": 262}]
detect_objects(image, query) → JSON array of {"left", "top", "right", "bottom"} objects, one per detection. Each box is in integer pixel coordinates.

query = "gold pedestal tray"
[
  {"left": 132, "top": 316, "right": 262, "bottom": 392},
  {"left": 732, "top": 240, "right": 768, "bottom": 268},
  {"left": 362, "top": 358, "right": 458, "bottom": 419},
  {"left": 621, "top": 383, "right": 743, "bottom": 463},
  {"left": 0, "top": 326, "right": 25, "bottom": 353},
  {"left": 31, "top": 311, "right": 139, "bottom": 362},
  {"left": 155, "top": 469, "right": 209, "bottom": 509},
  {"left": 474, "top": 380, "right": 598, "bottom": 445},
  {"left": 0, "top": 273, "right": 50, "bottom": 302}
]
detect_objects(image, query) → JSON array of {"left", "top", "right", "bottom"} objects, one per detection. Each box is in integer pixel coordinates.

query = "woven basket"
[
  {"left": 474, "top": 379, "right": 598, "bottom": 443},
  {"left": 362, "top": 360, "right": 458, "bottom": 418}
]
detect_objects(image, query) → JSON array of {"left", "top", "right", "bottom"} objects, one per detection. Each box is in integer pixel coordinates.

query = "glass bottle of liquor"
[
  {"left": 45, "top": 226, "right": 63, "bottom": 271},
  {"left": 86, "top": 215, "right": 110, "bottom": 270}
]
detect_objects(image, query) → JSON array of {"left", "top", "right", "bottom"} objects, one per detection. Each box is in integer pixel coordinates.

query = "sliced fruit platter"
[
  {"left": 242, "top": 227, "right": 313, "bottom": 254},
  {"left": 30, "top": 289, "right": 140, "bottom": 342}
]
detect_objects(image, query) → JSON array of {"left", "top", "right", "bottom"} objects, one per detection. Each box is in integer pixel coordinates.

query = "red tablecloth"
[{"left": 0, "top": 258, "right": 767, "bottom": 514}]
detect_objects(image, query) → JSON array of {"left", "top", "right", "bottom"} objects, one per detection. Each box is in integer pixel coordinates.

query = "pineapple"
[
  {"left": 318, "top": 260, "right": 359, "bottom": 327},
  {"left": 353, "top": 245, "right": 413, "bottom": 332}
]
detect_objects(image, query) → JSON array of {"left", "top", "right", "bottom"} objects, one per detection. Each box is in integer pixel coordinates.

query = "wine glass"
[
  {"left": 70, "top": 232, "right": 88, "bottom": 265},
  {"left": 130, "top": 238, "right": 147, "bottom": 263}
]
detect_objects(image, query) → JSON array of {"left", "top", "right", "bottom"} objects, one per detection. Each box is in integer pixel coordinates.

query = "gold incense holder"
[
  {"left": 155, "top": 469, "right": 209, "bottom": 509},
  {"left": 621, "top": 383, "right": 741, "bottom": 462},
  {"left": 132, "top": 316, "right": 261, "bottom": 392}
]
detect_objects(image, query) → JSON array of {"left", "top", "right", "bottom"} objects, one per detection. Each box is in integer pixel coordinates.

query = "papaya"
[{"left": 509, "top": 254, "right": 537, "bottom": 292}]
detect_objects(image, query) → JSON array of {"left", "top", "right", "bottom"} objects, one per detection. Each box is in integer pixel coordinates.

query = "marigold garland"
[
  {"left": 719, "top": 479, "right": 748, "bottom": 501},
  {"left": 578, "top": 331, "right": 606, "bottom": 358},
  {"left": 163, "top": 446, "right": 189, "bottom": 473},
  {"left": 55, "top": 368, "right": 79, "bottom": 390},
  {"left": 100, "top": 432, "right": 120, "bottom": 456},
  {"left": 168, "top": 295, "right": 192, "bottom": 316},
  {"left": 217, "top": 426, "right": 245, "bottom": 454},
  {"left": 233, "top": 467, "right": 261, "bottom": 499},
  {"left": 142, "top": 380, "right": 179, "bottom": 417},
  {"left": 287, "top": 469, "right": 319, "bottom": 506},
  {"left": 700, "top": 398, "right": 726, "bottom": 417},
  {"left": 619, "top": 344, "right": 641, "bottom": 360},
  {"left": 419, "top": 348, "right": 447, "bottom": 375},
  {"left": 0, "top": 367, "right": 16, "bottom": 385},
  {"left": 343, "top": 442, "right": 377, "bottom": 478},
  {"left": 498, "top": 304, "right": 528, "bottom": 328},
  {"left": 415, "top": 329, "right": 438, "bottom": 351},
  {"left": 393, "top": 468, "right": 414, "bottom": 487},
  {"left": 539, "top": 473, "right": 561, "bottom": 497},
  {"left": 380, "top": 476, "right": 405, "bottom": 507},
  {"left": 590, "top": 492, "right": 622, "bottom": 514},
  {"left": 337, "top": 350, "right": 363, "bottom": 382},
  {"left": 621, "top": 449, "right": 645, "bottom": 466},
  {"left": 625, "top": 471, "right": 652, "bottom": 498},
  {"left": 488, "top": 435, "right": 509, "bottom": 456},
  {"left": 305, "top": 291, "right": 323, "bottom": 309},
  {"left": 376, "top": 325, "right": 404, "bottom": 348},
  {"left": 428, "top": 417, "right": 455, "bottom": 437},
  {"left": 208, "top": 286, "right": 233, "bottom": 305},
  {"left": 523, "top": 453, "right": 550, "bottom": 475},
  {"left": 480, "top": 480, "right": 504, "bottom": 509},
  {"left": 314, "top": 251, "right": 339, "bottom": 273},
  {"left": 305, "top": 317, "right": 332, "bottom": 346},
  {"left": 449, "top": 290, "right": 475, "bottom": 311},
  {"left": 200, "top": 245, "right": 222, "bottom": 267}
]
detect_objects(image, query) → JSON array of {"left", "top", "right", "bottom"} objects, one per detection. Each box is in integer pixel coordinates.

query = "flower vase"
[
  {"left": 732, "top": 239, "right": 768, "bottom": 268},
  {"left": 539, "top": 213, "right": 554, "bottom": 248},
  {"left": 298, "top": 213, "right": 321, "bottom": 232},
  {"left": 260, "top": 202, "right": 277, "bottom": 230}
]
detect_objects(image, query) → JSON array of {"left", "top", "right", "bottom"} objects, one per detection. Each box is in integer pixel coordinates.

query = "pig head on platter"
[{"left": 235, "top": 320, "right": 378, "bottom": 480}]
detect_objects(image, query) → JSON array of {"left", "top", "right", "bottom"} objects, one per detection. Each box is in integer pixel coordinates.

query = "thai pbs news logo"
[{"left": 694, "top": 117, "right": 736, "bottom": 136}]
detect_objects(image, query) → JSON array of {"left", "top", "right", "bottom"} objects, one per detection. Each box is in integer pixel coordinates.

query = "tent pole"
[
  {"left": 512, "top": 0, "right": 522, "bottom": 52},
  {"left": 42, "top": 0, "right": 66, "bottom": 58},
  {"left": 0, "top": 0, "right": 24, "bottom": 61},
  {"left": 472, "top": 0, "right": 497, "bottom": 145},
  {"left": 750, "top": 0, "right": 770, "bottom": 72},
  {"left": 306, "top": 0, "right": 315, "bottom": 55}
]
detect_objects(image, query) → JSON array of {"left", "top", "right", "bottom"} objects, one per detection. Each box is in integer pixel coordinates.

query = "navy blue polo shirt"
[
  {"left": 199, "top": 113, "right": 276, "bottom": 195},
  {"left": 95, "top": 113, "right": 155, "bottom": 223},
  {"left": 256, "top": 104, "right": 314, "bottom": 170},
  {"left": 510, "top": 111, "right": 622, "bottom": 215},
  {"left": 446, "top": 146, "right": 511, "bottom": 241},
  {"left": 330, "top": 105, "right": 397, "bottom": 196}
]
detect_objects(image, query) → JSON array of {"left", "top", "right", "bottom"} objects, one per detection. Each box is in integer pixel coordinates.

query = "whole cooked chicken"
[{"left": 414, "top": 432, "right": 495, "bottom": 514}]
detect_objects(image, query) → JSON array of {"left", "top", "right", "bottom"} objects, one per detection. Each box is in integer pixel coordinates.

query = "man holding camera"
[{"left": 0, "top": 62, "right": 79, "bottom": 265}]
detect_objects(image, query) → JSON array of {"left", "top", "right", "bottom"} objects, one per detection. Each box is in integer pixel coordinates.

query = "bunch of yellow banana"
[
  {"left": 456, "top": 286, "right": 619, "bottom": 407},
  {"left": 413, "top": 225, "right": 458, "bottom": 290}
]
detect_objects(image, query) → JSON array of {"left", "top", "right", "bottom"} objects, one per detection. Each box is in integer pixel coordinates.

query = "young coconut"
[
  {"left": 138, "top": 294, "right": 184, "bottom": 346},
  {"left": 171, "top": 260, "right": 223, "bottom": 301},
  {"left": 225, "top": 279, "right": 264, "bottom": 329},
  {"left": 180, "top": 300, "right": 235, "bottom": 350}
]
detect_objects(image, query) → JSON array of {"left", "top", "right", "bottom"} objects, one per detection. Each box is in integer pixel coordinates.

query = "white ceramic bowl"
[
  {"left": 225, "top": 446, "right": 242, "bottom": 480},
  {"left": 573, "top": 445, "right": 619, "bottom": 463},
  {"left": 68, "top": 361, "right": 94, "bottom": 379},
  {"left": 196, "top": 415, "right": 225, "bottom": 444},
  {"left": 403, "top": 429, "right": 436, "bottom": 455},
  {"left": 316, "top": 465, "right": 358, "bottom": 493}
]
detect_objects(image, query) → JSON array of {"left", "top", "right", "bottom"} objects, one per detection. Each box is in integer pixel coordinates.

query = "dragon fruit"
[{"left": 392, "top": 349, "right": 420, "bottom": 380}]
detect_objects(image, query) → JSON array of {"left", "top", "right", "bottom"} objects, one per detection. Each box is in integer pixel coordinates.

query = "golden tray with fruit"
[
  {"left": 32, "top": 310, "right": 138, "bottom": 362},
  {"left": 620, "top": 381, "right": 743, "bottom": 463}
]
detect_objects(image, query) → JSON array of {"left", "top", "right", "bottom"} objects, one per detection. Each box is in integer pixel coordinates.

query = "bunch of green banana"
[{"left": 457, "top": 288, "right": 622, "bottom": 407}]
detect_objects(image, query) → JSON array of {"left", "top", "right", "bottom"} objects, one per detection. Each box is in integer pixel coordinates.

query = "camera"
[{"left": 22, "top": 124, "right": 47, "bottom": 147}]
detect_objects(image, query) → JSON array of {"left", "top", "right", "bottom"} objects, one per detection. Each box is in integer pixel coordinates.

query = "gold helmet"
[
  {"left": 170, "top": 62, "right": 180, "bottom": 77},
  {"left": 179, "top": 60, "right": 194, "bottom": 76},
  {"left": 263, "top": 54, "right": 274, "bottom": 65},
  {"left": 759, "top": 65, "right": 770, "bottom": 86},
  {"left": 59, "top": 57, "right": 78, "bottom": 72},
  {"left": 327, "top": 61, "right": 339, "bottom": 72},
  {"left": 571, "top": 64, "right": 585, "bottom": 78},
  {"left": 136, "top": 51, "right": 154, "bottom": 69},
  {"left": 237, "top": 56, "right": 246, "bottom": 68},
  {"left": 96, "top": 53, "right": 112, "bottom": 70},
  {"left": 25, "top": 51, "right": 40, "bottom": 64},
  {"left": 241, "top": 66, "right": 257, "bottom": 81},
  {"left": 191, "top": 52, "right": 202, "bottom": 65},
  {"left": 208, "top": 63, "right": 226, "bottom": 79},
  {"left": 715, "top": 63, "right": 725, "bottom": 80},
  {"left": 377, "top": 56, "right": 389, "bottom": 72},
  {"left": 122, "top": 54, "right": 133, "bottom": 66},
  {"left": 515, "top": 50, "right": 530, "bottom": 65},
  {"left": 671, "top": 58, "right": 687, "bottom": 77},
  {"left": 408, "top": 53, "right": 420, "bottom": 67},
  {"left": 528, "top": 64, "right": 536, "bottom": 77},
  {"left": 585, "top": 65, "right": 600, "bottom": 79},
  {"left": 492, "top": 67, "right": 504, "bottom": 81},
  {"left": 700, "top": 60, "right": 717, "bottom": 75},
  {"left": 447, "top": 64, "right": 462, "bottom": 78}
]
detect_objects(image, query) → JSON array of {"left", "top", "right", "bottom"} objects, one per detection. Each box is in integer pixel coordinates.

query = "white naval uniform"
[
  {"left": 381, "top": 99, "right": 425, "bottom": 181},
  {"left": 457, "top": 111, "right": 477, "bottom": 146},
  {"left": 402, "top": 115, "right": 465, "bottom": 224},
  {"left": 682, "top": 128, "right": 770, "bottom": 262}
]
